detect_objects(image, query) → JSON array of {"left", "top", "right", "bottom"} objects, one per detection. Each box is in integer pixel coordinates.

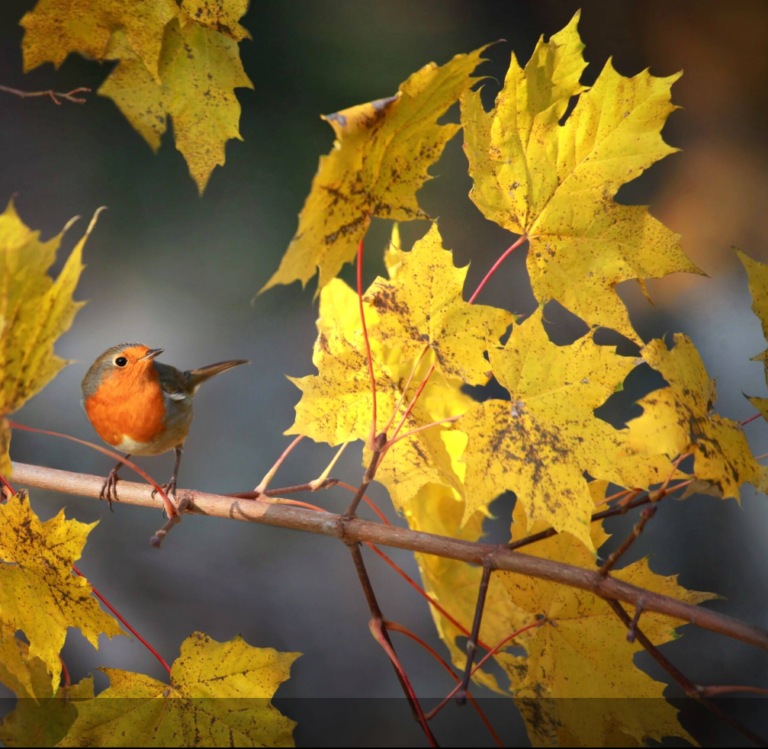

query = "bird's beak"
[{"left": 140, "top": 348, "right": 164, "bottom": 361}]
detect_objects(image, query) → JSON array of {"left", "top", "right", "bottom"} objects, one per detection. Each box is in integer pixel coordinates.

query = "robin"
[{"left": 81, "top": 343, "right": 249, "bottom": 507}]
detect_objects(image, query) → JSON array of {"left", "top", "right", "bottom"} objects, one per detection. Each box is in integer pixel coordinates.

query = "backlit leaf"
[
  {"left": 461, "top": 308, "right": 675, "bottom": 549},
  {"left": 365, "top": 223, "right": 512, "bottom": 386},
  {"left": 262, "top": 46, "right": 488, "bottom": 292},
  {"left": 627, "top": 334, "right": 761, "bottom": 499},
  {"left": 502, "top": 499, "right": 710, "bottom": 746},
  {"left": 461, "top": 12, "right": 700, "bottom": 340},
  {"left": 59, "top": 632, "right": 299, "bottom": 748},
  {"left": 0, "top": 493, "right": 123, "bottom": 691},
  {"left": 0, "top": 200, "right": 99, "bottom": 475}
]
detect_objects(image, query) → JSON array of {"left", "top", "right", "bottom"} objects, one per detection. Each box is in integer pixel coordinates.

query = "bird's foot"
[
  {"left": 99, "top": 469, "right": 121, "bottom": 511},
  {"left": 152, "top": 476, "right": 178, "bottom": 501}
]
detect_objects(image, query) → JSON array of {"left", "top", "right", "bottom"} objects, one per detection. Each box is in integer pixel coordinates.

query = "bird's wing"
[{"left": 155, "top": 362, "right": 191, "bottom": 400}]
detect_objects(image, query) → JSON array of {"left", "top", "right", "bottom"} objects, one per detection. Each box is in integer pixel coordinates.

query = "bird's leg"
[
  {"left": 152, "top": 446, "right": 183, "bottom": 504},
  {"left": 100, "top": 454, "right": 131, "bottom": 511}
]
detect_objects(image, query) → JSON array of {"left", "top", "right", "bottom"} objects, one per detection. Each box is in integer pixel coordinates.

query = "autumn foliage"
[{"left": 1, "top": 4, "right": 767, "bottom": 748}]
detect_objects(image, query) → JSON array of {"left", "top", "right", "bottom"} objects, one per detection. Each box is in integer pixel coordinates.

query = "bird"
[{"left": 81, "top": 343, "right": 249, "bottom": 508}]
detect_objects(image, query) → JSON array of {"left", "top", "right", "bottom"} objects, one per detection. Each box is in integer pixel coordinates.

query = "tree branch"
[
  {"left": 0, "top": 85, "right": 90, "bottom": 105},
  {"left": 11, "top": 461, "right": 768, "bottom": 654}
]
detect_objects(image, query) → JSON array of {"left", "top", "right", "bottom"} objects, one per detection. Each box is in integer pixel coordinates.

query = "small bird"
[{"left": 81, "top": 343, "right": 249, "bottom": 507}]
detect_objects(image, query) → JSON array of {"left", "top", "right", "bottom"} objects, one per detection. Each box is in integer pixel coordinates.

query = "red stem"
[
  {"left": 73, "top": 565, "right": 172, "bottom": 676},
  {"left": 385, "top": 620, "right": 503, "bottom": 748},
  {"left": 270, "top": 483, "right": 488, "bottom": 649},
  {"left": 59, "top": 656, "right": 71, "bottom": 688},
  {"left": 357, "top": 235, "right": 377, "bottom": 446},
  {"left": 467, "top": 235, "right": 528, "bottom": 305},
  {"left": 369, "top": 618, "right": 436, "bottom": 747},
  {"left": 741, "top": 413, "right": 762, "bottom": 426},
  {"left": 367, "top": 543, "right": 491, "bottom": 651},
  {"left": 0, "top": 470, "right": 172, "bottom": 678},
  {"left": 426, "top": 618, "right": 545, "bottom": 721},
  {"left": 7, "top": 421, "right": 175, "bottom": 518}
]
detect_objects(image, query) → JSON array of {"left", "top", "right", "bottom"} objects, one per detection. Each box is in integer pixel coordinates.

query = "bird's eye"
[{"left": 115, "top": 356, "right": 128, "bottom": 367}]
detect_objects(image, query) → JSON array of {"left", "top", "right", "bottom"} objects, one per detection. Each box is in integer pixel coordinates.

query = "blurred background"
[{"left": 1, "top": 0, "right": 767, "bottom": 745}]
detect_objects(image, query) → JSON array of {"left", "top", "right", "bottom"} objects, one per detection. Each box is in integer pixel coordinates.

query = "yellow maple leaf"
[
  {"left": 0, "top": 621, "right": 46, "bottom": 702},
  {"left": 365, "top": 223, "right": 512, "bottom": 386},
  {"left": 100, "top": 18, "right": 253, "bottom": 193},
  {"left": 21, "top": 0, "right": 178, "bottom": 81},
  {"left": 0, "top": 493, "right": 123, "bottom": 691},
  {"left": 288, "top": 278, "right": 466, "bottom": 510},
  {"left": 262, "top": 45, "right": 488, "bottom": 292},
  {"left": 628, "top": 334, "right": 761, "bottom": 499},
  {"left": 0, "top": 200, "right": 100, "bottom": 475},
  {"left": 501, "top": 499, "right": 710, "bottom": 747},
  {"left": 404, "top": 483, "right": 530, "bottom": 694},
  {"left": 461, "top": 12, "right": 700, "bottom": 340},
  {"left": 737, "top": 249, "right": 768, "bottom": 421},
  {"left": 59, "top": 632, "right": 300, "bottom": 748},
  {"left": 461, "top": 308, "right": 675, "bottom": 549},
  {"left": 0, "top": 626, "right": 93, "bottom": 748},
  {"left": 177, "top": 0, "right": 251, "bottom": 41},
  {"left": 0, "top": 677, "right": 94, "bottom": 748},
  {"left": 22, "top": 1, "right": 252, "bottom": 194}
]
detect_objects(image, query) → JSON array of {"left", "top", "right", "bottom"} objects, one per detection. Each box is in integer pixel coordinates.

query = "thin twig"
[
  {"left": 253, "top": 435, "right": 304, "bottom": 494},
  {"left": 226, "top": 477, "right": 338, "bottom": 498},
  {"left": 343, "top": 431, "right": 386, "bottom": 518},
  {"left": 357, "top": 234, "right": 378, "bottom": 448},
  {"left": 509, "top": 480, "right": 692, "bottom": 552},
  {"left": 607, "top": 599, "right": 768, "bottom": 748},
  {"left": 384, "top": 620, "right": 503, "bottom": 748},
  {"left": 11, "top": 462, "right": 768, "bottom": 654},
  {"left": 150, "top": 496, "right": 192, "bottom": 548},
  {"left": 599, "top": 506, "right": 657, "bottom": 576},
  {"left": 347, "top": 543, "right": 437, "bottom": 746},
  {"left": 426, "top": 617, "right": 546, "bottom": 721},
  {"left": 0, "top": 84, "right": 90, "bottom": 105},
  {"left": 456, "top": 561, "right": 493, "bottom": 705}
]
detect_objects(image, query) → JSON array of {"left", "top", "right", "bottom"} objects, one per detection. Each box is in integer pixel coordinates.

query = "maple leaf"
[
  {"left": 262, "top": 45, "right": 488, "bottom": 293},
  {"left": 404, "top": 483, "right": 530, "bottom": 694},
  {"left": 0, "top": 621, "right": 46, "bottom": 702},
  {"left": 0, "top": 627, "right": 93, "bottom": 748},
  {"left": 501, "top": 498, "right": 711, "bottom": 747},
  {"left": 21, "top": 0, "right": 178, "bottom": 80},
  {"left": 461, "top": 308, "right": 675, "bottom": 549},
  {"left": 287, "top": 278, "right": 465, "bottom": 510},
  {"left": 0, "top": 493, "right": 123, "bottom": 691},
  {"left": 627, "top": 334, "right": 761, "bottom": 499},
  {"left": 59, "top": 632, "right": 300, "bottom": 748},
  {"left": 22, "top": 1, "right": 252, "bottom": 194},
  {"left": 176, "top": 0, "right": 252, "bottom": 41},
  {"left": 737, "top": 249, "right": 768, "bottom": 421},
  {"left": 461, "top": 12, "right": 701, "bottom": 340},
  {"left": 101, "top": 18, "right": 253, "bottom": 194},
  {"left": 365, "top": 223, "right": 512, "bottom": 386},
  {"left": 0, "top": 200, "right": 100, "bottom": 475}
]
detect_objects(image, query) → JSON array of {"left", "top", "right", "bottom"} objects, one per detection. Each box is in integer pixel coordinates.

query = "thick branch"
[{"left": 12, "top": 461, "right": 768, "bottom": 654}]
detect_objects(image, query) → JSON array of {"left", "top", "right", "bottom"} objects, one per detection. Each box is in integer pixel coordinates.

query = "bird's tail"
[{"left": 187, "top": 360, "right": 249, "bottom": 392}]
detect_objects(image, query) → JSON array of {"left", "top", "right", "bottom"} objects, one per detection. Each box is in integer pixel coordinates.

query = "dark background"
[{"left": 1, "top": 0, "right": 767, "bottom": 745}]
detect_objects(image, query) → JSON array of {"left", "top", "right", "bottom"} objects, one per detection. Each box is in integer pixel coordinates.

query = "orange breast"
[{"left": 84, "top": 371, "right": 167, "bottom": 448}]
